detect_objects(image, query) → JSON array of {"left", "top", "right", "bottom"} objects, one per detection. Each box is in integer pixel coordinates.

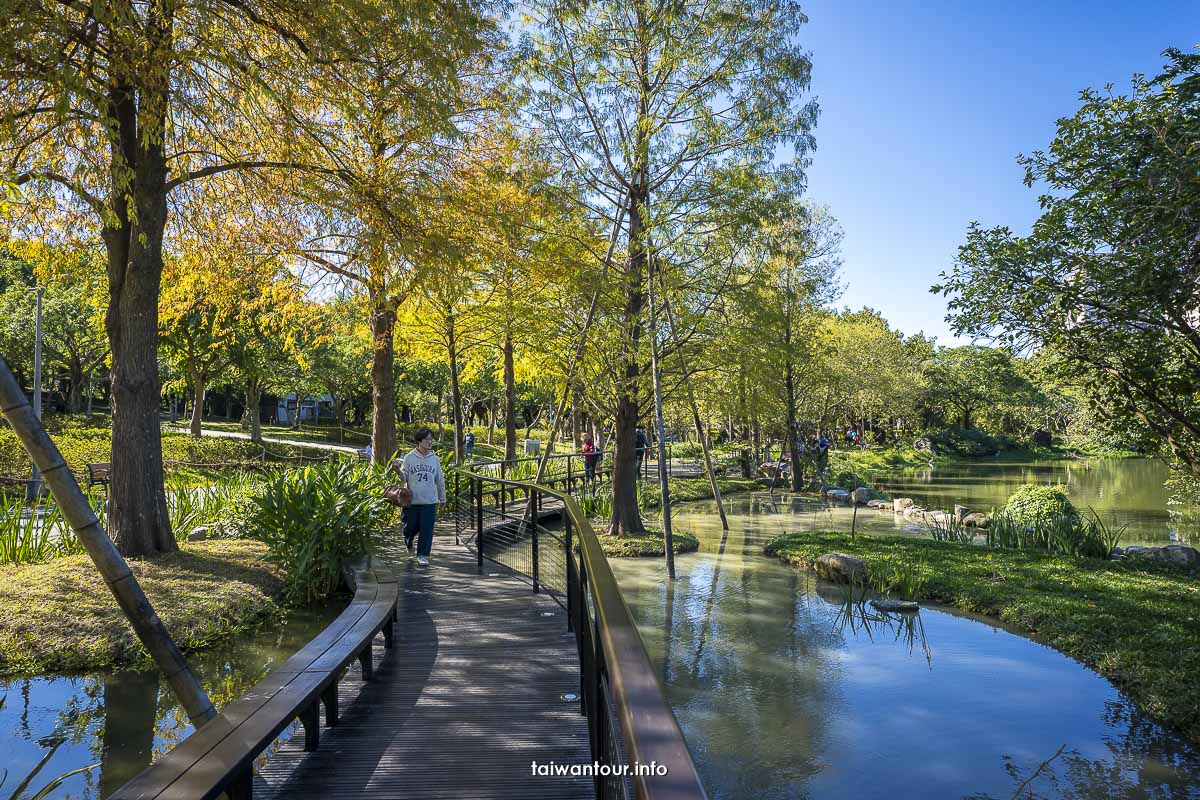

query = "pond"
[
  {"left": 0, "top": 602, "right": 344, "bottom": 799},
  {"left": 798, "top": 457, "right": 1192, "bottom": 547},
  {"left": 610, "top": 492, "right": 1200, "bottom": 800}
]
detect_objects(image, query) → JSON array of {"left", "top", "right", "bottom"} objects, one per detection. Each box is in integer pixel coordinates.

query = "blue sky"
[{"left": 798, "top": 0, "right": 1200, "bottom": 344}]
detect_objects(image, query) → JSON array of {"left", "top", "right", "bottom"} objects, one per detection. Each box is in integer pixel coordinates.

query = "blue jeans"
[{"left": 404, "top": 503, "right": 437, "bottom": 557}]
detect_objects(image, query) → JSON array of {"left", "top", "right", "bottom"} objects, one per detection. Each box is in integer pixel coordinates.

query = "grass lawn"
[
  {"left": 0, "top": 540, "right": 286, "bottom": 675},
  {"left": 0, "top": 416, "right": 339, "bottom": 492},
  {"left": 764, "top": 531, "right": 1200, "bottom": 745},
  {"left": 638, "top": 476, "right": 761, "bottom": 508}
]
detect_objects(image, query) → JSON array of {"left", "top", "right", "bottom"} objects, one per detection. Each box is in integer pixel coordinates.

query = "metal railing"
[
  {"left": 464, "top": 442, "right": 677, "bottom": 487},
  {"left": 450, "top": 466, "right": 708, "bottom": 800}
]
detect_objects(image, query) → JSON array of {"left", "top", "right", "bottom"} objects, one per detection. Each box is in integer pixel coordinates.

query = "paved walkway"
[
  {"left": 256, "top": 535, "right": 592, "bottom": 800},
  {"left": 161, "top": 426, "right": 361, "bottom": 454}
]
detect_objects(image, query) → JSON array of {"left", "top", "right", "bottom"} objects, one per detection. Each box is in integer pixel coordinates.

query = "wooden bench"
[
  {"left": 86, "top": 462, "right": 111, "bottom": 493},
  {"left": 111, "top": 563, "right": 398, "bottom": 800}
]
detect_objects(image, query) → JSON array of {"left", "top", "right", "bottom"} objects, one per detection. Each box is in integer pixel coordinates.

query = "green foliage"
[
  {"left": 870, "top": 557, "right": 929, "bottom": 600},
  {"left": 937, "top": 50, "right": 1200, "bottom": 478},
  {"left": 0, "top": 497, "right": 73, "bottom": 565},
  {"left": 244, "top": 459, "right": 393, "bottom": 605},
  {"left": 165, "top": 470, "right": 259, "bottom": 542},
  {"left": 986, "top": 508, "right": 1124, "bottom": 561},
  {"left": 1003, "top": 484, "right": 1077, "bottom": 527},
  {"left": 925, "top": 514, "right": 976, "bottom": 546},
  {"left": 924, "top": 426, "right": 1002, "bottom": 458},
  {"left": 578, "top": 490, "right": 613, "bottom": 520},
  {"left": 765, "top": 531, "right": 1200, "bottom": 743}
]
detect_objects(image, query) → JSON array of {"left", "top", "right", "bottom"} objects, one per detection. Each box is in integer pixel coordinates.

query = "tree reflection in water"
[{"left": 610, "top": 494, "right": 1200, "bottom": 800}]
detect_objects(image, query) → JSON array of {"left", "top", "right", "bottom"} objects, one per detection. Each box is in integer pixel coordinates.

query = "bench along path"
[{"left": 257, "top": 530, "right": 593, "bottom": 800}]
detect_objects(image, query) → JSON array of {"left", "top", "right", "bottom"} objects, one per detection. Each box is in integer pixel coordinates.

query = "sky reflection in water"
[{"left": 609, "top": 492, "right": 1200, "bottom": 799}]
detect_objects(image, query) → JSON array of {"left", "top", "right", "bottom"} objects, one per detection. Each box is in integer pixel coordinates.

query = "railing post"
[
  {"left": 567, "top": 454, "right": 574, "bottom": 496},
  {"left": 592, "top": 651, "right": 607, "bottom": 800},
  {"left": 454, "top": 470, "right": 461, "bottom": 545},
  {"left": 500, "top": 460, "right": 507, "bottom": 515},
  {"left": 475, "top": 476, "right": 484, "bottom": 574},
  {"left": 565, "top": 513, "right": 573, "bottom": 632},
  {"left": 531, "top": 488, "right": 540, "bottom": 594}
]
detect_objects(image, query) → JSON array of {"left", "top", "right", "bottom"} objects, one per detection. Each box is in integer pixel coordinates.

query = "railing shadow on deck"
[{"left": 451, "top": 465, "right": 709, "bottom": 800}]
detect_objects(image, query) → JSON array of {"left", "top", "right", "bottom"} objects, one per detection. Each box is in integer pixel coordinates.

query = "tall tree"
[
  {"left": 935, "top": 50, "right": 1200, "bottom": 474},
  {"left": 523, "top": 0, "right": 817, "bottom": 535},
  {"left": 0, "top": 0, "right": 408, "bottom": 555},
  {"left": 286, "top": 2, "right": 502, "bottom": 465}
]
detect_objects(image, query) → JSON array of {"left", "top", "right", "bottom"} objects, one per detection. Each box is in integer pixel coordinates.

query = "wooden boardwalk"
[{"left": 257, "top": 532, "right": 593, "bottom": 800}]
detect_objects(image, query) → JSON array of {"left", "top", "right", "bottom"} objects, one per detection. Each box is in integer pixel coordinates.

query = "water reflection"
[
  {"left": 0, "top": 602, "right": 343, "bottom": 799},
  {"left": 611, "top": 496, "right": 1200, "bottom": 799},
  {"left": 864, "top": 457, "right": 1193, "bottom": 547}
]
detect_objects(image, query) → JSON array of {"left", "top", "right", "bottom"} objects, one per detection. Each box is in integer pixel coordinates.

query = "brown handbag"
[{"left": 384, "top": 485, "right": 413, "bottom": 508}]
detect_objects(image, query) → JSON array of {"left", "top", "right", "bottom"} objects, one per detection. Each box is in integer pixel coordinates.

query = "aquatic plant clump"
[{"left": 244, "top": 458, "right": 395, "bottom": 605}]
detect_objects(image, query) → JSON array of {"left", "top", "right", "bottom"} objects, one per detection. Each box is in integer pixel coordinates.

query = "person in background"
[
  {"left": 635, "top": 425, "right": 650, "bottom": 473},
  {"left": 400, "top": 428, "right": 446, "bottom": 566},
  {"left": 463, "top": 430, "right": 475, "bottom": 461},
  {"left": 582, "top": 433, "right": 599, "bottom": 487}
]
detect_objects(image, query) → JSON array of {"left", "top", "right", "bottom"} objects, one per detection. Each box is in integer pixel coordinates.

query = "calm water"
[
  {"left": 610, "top": 493, "right": 1200, "bottom": 800},
  {"left": 0, "top": 602, "right": 344, "bottom": 799},
  {"left": 804, "top": 457, "right": 1192, "bottom": 547}
]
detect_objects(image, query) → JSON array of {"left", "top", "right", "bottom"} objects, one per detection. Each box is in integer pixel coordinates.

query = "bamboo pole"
[
  {"left": 646, "top": 249, "right": 677, "bottom": 579},
  {"left": 524, "top": 197, "right": 628, "bottom": 495},
  {"left": 0, "top": 357, "right": 217, "bottom": 726},
  {"left": 657, "top": 261, "right": 730, "bottom": 531}
]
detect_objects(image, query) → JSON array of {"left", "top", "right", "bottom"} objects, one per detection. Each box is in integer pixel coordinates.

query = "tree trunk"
[
  {"left": 189, "top": 370, "right": 205, "bottom": 438},
  {"left": 646, "top": 254, "right": 676, "bottom": 577},
  {"left": 448, "top": 314, "right": 464, "bottom": 463},
  {"left": 784, "top": 354, "right": 803, "bottom": 492},
  {"left": 67, "top": 357, "right": 85, "bottom": 414},
  {"left": 369, "top": 297, "right": 398, "bottom": 466},
  {"left": 243, "top": 378, "right": 263, "bottom": 443},
  {"left": 503, "top": 331, "right": 517, "bottom": 461},
  {"left": 101, "top": 83, "right": 175, "bottom": 556},
  {"left": 609, "top": 195, "right": 647, "bottom": 536}
]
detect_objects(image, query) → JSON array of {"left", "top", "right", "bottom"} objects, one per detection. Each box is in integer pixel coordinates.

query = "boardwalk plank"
[{"left": 257, "top": 533, "right": 593, "bottom": 800}]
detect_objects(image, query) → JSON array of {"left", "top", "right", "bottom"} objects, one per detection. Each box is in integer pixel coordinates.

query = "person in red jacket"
[{"left": 582, "top": 433, "right": 599, "bottom": 487}]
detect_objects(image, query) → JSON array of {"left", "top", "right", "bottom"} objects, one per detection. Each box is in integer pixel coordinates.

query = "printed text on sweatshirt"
[{"left": 400, "top": 449, "right": 446, "bottom": 505}]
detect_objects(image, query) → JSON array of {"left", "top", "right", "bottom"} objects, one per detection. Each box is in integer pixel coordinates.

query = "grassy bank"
[
  {"left": 764, "top": 531, "right": 1200, "bottom": 744},
  {"left": 0, "top": 540, "right": 286, "bottom": 675},
  {"left": 639, "top": 476, "right": 762, "bottom": 508},
  {"left": 0, "top": 417, "right": 338, "bottom": 490},
  {"left": 597, "top": 527, "right": 700, "bottom": 557}
]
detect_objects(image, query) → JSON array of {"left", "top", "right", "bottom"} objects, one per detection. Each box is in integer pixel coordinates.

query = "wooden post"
[{"left": 0, "top": 357, "right": 216, "bottom": 726}]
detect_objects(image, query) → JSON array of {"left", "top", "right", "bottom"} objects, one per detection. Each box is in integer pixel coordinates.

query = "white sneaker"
[{"left": 417, "top": 556, "right": 429, "bottom": 566}]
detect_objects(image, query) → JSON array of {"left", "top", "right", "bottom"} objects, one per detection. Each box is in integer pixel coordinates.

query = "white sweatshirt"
[{"left": 400, "top": 448, "right": 446, "bottom": 505}]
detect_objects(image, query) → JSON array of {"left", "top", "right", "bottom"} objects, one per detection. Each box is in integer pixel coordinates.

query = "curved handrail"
[
  {"left": 452, "top": 466, "right": 708, "bottom": 800},
  {"left": 110, "top": 561, "right": 398, "bottom": 800}
]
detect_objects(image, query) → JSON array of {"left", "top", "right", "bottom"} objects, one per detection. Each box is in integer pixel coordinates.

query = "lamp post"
[{"left": 25, "top": 286, "right": 44, "bottom": 501}]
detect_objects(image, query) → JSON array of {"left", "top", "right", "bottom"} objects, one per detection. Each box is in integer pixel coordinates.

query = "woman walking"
[{"left": 401, "top": 428, "right": 446, "bottom": 566}]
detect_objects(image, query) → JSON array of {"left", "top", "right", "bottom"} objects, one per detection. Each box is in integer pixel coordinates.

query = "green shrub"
[
  {"left": 244, "top": 458, "right": 395, "bottom": 604},
  {"left": 924, "top": 427, "right": 1001, "bottom": 457},
  {"left": 1003, "top": 484, "right": 1077, "bottom": 527}
]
